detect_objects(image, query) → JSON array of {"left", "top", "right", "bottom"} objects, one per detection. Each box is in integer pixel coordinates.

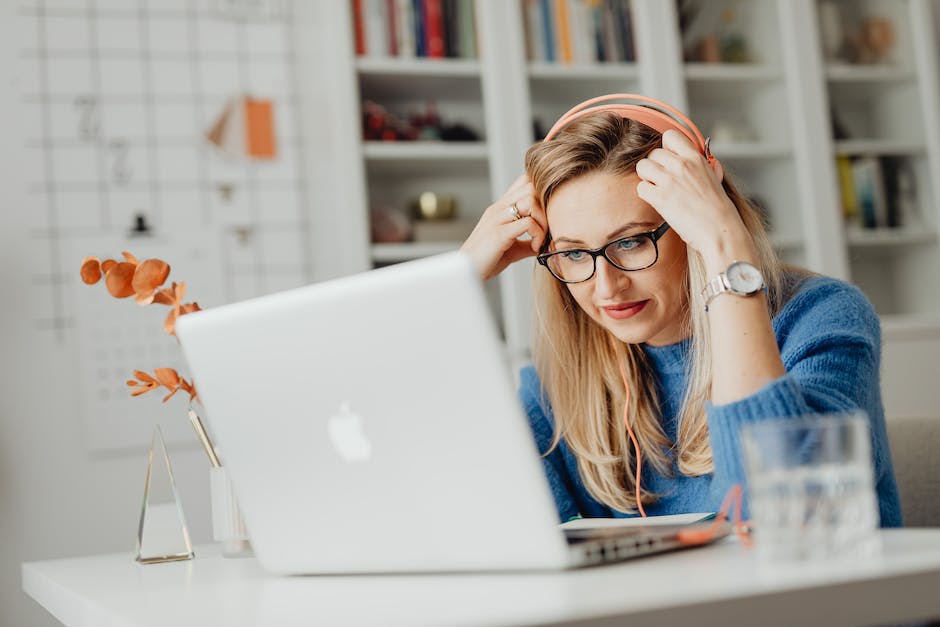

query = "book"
[
  {"left": 835, "top": 155, "right": 858, "bottom": 221},
  {"left": 413, "top": 0, "right": 426, "bottom": 56},
  {"left": 851, "top": 156, "right": 888, "bottom": 229},
  {"left": 352, "top": 0, "right": 367, "bottom": 55},
  {"left": 540, "top": 0, "right": 556, "bottom": 62},
  {"left": 457, "top": 0, "right": 476, "bottom": 58},
  {"left": 424, "top": 0, "right": 446, "bottom": 57},
  {"left": 364, "top": 0, "right": 389, "bottom": 57},
  {"left": 395, "top": 0, "right": 416, "bottom": 57}
]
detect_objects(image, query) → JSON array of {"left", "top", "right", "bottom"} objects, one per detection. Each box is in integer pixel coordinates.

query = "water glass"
[{"left": 741, "top": 412, "right": 881, "bottom": 564}]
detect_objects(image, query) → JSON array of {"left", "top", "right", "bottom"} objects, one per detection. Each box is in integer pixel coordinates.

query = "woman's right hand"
[{"left": 459, "top": 175, "right": 547, "bottom": 281}]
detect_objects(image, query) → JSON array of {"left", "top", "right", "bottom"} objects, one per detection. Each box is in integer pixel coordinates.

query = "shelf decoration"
[
  {"left": 206, "top": 95, "right": 278, "bottom": 160},
  {"left": 80, "top": 252, "right": 250, "bottom": 561}
]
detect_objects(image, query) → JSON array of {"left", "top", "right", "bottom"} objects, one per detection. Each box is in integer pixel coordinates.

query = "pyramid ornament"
[{"left": 135, "top": 425, "right": 195, "bottom": 564}]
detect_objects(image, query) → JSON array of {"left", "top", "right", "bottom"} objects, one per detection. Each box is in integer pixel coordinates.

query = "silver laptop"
[{"left": 175, "top": 251, "right": 726, "bottom": 574}]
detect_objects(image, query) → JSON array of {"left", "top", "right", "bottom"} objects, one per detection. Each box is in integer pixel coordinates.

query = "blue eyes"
[
  {"left": 615, "top": 238, "right": 642, "bottom": 252},
  {"left": 559, "top": 237, "right": 642, "bottom": 262},
  {"left": 560, "top": 250, "right": 588, "bottom": 262}
]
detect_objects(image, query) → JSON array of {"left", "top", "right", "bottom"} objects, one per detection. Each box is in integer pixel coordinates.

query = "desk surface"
[{"left": 22, "top": 529, "right": 940, "bottom": 627}]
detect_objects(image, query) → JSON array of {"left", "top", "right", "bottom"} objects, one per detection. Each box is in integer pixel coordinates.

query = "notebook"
[{"left": 174, "top": 251, "right": 728, "bottom": 574}]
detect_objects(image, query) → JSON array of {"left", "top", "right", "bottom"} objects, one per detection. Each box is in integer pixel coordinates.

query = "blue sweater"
[{"left": 519, "top": 274, "right": 903, "bottom": 527}]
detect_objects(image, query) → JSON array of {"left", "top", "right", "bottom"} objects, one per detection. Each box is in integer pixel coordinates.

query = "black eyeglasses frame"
[{"left": 536, "top": 222, "right": 672, "bottom": 284}]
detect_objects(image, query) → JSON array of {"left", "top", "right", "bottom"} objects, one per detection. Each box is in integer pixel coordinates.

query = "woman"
[{"left": 460, "top": 95, "right": 902, "bottom": 527}]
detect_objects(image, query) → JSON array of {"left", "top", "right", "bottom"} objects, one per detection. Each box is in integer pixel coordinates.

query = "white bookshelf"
[{"left": 294, "top": 0, "right": 940, "bottom": 409}]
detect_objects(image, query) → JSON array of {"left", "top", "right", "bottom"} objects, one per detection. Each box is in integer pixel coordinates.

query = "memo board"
[{"left": 14, "top": 0, "right": 312, "bottom": 452}]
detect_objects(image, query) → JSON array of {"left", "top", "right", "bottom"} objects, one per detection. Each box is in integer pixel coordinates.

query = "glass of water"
[{"left": 741, "top": 412, "right": 881, "bottom": 563}]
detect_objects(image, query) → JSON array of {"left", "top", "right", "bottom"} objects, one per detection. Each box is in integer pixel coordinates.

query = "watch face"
[{"left": 726, "top": 261, "right": 764, "bottom": 294}]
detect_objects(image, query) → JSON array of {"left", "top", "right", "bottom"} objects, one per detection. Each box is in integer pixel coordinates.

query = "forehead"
[{"left": 546, "top": 170, "right": 660, "bottom": 243}]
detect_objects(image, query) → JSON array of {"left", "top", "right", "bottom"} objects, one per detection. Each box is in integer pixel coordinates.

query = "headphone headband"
[{"left": 543, "top": 93, "right": 715, "bottom": 164}]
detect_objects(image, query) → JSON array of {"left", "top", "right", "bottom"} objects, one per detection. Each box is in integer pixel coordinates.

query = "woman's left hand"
[{"left": 634, "top": 129, "right": 756, "bottom": 263}]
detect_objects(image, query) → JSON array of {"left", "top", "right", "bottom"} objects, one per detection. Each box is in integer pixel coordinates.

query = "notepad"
[{"left": 560, "top": 512, "right": 716, "bottom": 530}]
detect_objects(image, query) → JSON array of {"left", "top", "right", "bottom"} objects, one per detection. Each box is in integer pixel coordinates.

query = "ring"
[{"left": 509, "top": 203, "right": 522, "bottom": 221}]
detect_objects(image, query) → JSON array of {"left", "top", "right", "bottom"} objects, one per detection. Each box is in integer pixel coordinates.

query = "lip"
[{"left": 601, "top": 300, "right": 648, "bottom": 320}]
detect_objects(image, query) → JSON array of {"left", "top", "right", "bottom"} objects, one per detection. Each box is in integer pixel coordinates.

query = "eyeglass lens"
[{"left": 546, "top": 236, "right": 657, "bottom": 283}]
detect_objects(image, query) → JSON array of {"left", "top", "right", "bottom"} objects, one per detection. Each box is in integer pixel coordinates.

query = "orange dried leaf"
[
  {"left": 152, "top": 289, "right": 175, "bottom": 306},
  {"left": 153, "top": 367, "right": 180, "bottom": 389},
  {"left": 179, "top": 302, "right": 201, "bottom": 316},
  {"left": 105, "top": 262, "right": 136, "bottom": 298},
  {"left": 132, "top": 370, "right": 158, "bottom": 384},
  {"left": 161, "top": 388, "right": 179, "bottom": 403},
  {"left": 80, "top": 257, "right": 102, "bottom": 284},
  {"left": 101, "top": 259, "right": 117, "bottom": 274},
  {"left": 132, "top": 259, "right": 171, "bottom": 304},
  {"left": 163, "top": 308, "right": 178, "bottom": 335},
  {"left": 130, "top": 385, "right": 153, "bottom": 397},
  {"left": 121, "top": 251, "right": 139, "bottom": 264}
]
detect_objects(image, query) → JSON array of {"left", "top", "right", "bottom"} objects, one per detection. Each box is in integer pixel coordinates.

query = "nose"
[{"left": 593, "top": 256, "right": 629, "bottom": 299}]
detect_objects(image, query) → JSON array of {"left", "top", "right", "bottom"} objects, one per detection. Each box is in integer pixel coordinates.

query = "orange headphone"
[{"left": 543, "top": 93, "right": 719, "bottom": 171}]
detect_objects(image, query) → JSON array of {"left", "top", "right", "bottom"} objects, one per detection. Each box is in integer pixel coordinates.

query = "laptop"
[{"left": 175, "top": 251, "right": 728, "bottom": 574}]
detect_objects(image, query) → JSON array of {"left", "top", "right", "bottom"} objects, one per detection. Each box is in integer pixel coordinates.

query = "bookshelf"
[
  {"left": 816, "top": 0, "right": 940, "bottom": 319},
  {"left": 295, "top": 0, "right": 940, "bottom": 409}
]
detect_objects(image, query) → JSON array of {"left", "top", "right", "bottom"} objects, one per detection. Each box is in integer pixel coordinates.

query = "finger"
[
  {"left": 636, "top": 179, "right": 661, "bottom": 207},
  {"left": 645, "top": 147, "right": 683, "bottom": 172},
  {"left": 661, "top": 129, "right": 701, "bottom": 159},
  {"left": 635, "top": 158, "right": 668, "bottom": 186}
]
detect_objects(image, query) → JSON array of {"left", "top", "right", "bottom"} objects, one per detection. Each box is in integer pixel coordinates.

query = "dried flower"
[{"left": 82, "top": 252, "right": 200, "bottom": 403}]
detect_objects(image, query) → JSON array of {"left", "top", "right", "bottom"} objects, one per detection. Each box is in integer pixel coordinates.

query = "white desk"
[{"left": 23, "top": 530, "right": 940, "bottom": 627}]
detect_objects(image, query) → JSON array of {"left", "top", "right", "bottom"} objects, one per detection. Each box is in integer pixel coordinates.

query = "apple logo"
[{"left": 328, "top": 401, "right": 373, "bottom": 462}]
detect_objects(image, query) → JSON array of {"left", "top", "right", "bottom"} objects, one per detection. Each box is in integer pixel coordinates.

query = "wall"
[{"left": 0, "top": 1, "right": 306, "bottom": 624}]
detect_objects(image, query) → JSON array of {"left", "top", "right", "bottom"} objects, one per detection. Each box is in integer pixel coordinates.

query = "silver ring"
[{"left": 509, "top": 203, "right": 522, "bottom": 221}]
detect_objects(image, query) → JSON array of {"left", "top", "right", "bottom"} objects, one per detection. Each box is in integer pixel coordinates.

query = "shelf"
[
  {"left": 363, "top": 141, "right": 489, "bottom": 177},
  {"left": 710, "top": 141, "right": 791, "bottom": 160},
  {"left": 833, "top": 139, "right": 927, "bottom": 156},
  {"left": 364, "top": 141, "right": 488, "bottom": 160},
  {"left": 527, "top": 62, "right": 639, "bottom": 80},
  {"left": 356, "top": 57, "right": 481, "bottom": 77},
  {"left": 371, "top": 241, "right": 460, "bottom": 263},
  {"left": 684, "top": 63, "right": 783, "bottom": 82},
  {"left": 845, "top": 225, "right": 938, "bottom": 248},
  {"left": 825, "top": 63, "right": 916, "bottom": 82}
]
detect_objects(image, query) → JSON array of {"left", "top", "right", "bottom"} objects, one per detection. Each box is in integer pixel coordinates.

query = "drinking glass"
[{"left": 741, "top": 412, "right": 881, "bottom": 563}]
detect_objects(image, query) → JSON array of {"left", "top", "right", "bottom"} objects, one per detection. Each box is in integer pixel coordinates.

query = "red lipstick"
[{"left": 601, "top": 300, "right": 648, "bottom": 320}]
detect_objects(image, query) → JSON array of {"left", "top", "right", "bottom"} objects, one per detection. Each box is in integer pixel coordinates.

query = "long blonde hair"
[{"left": 526, "top": 113, "right": 792, "bottom": 513}]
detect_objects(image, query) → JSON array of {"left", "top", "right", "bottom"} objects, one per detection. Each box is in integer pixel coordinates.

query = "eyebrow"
[{"left": 553, "top": 221, "right": 659, "bottom": 246}]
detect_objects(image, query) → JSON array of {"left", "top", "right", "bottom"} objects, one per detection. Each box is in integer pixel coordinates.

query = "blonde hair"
[{"left": 526, "top": 113, "right": 794, "bottom": 513}]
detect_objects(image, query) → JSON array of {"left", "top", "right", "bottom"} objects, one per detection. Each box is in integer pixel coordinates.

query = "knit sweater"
[{"left": 518, "top": 273, "right": 903, "bottom": 527}]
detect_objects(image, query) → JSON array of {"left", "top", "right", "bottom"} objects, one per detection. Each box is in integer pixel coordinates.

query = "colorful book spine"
[
  {"left": 424, "top": 0, "right": 446, "bottom": 57},
  {"left": 555, "top": 0, "right": 573, "bottom": 64},
  {"left": 352, "top": 0, "right": 367, "bottom": 55},
  {"left": 458, "top": 0, "right": 477, "bottom": 58},
  {"left": 396, "top": 0, "right": 416, "bottom": 57},
  {"left": 413, "top": 0, "right": 426, "bottom": 56},
  {"left": 540, "top": 0, "right": 556, "bottom": 62}
]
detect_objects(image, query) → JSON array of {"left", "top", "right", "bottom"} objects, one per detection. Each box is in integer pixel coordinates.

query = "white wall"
[{"left": 0, "top": 4, "right": 213, "bottom": 625}]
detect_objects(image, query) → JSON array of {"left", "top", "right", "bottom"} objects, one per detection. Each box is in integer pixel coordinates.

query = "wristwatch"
[{"left": 702, "top": 261, "right": 766, "bottom": 312}]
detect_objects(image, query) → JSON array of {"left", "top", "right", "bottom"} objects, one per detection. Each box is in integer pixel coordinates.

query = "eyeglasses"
[{"left": 537, "top": 222, "right": 671, "bottom": 284}]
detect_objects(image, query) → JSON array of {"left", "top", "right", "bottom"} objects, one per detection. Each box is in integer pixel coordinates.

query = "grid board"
[{"left": 14, "top": 0, "right": 311, "bottom": 452}]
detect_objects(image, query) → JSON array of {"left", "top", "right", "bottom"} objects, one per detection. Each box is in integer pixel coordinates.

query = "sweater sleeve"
[
  {"left": 705, "top": 278, "right": 901, "bottom": 526},
  {"left": 518, "top": 366, "right": 581, "bottom": 523}
]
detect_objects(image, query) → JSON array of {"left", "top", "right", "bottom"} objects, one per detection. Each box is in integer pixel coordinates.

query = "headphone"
[{"left": 543, "top": 93, "right": 719, "bottom": 173}]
